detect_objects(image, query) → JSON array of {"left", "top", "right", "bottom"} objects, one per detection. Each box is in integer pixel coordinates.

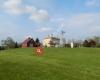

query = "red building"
[{"left": 22, "top": 37, "right": 36, "bottom": 48}]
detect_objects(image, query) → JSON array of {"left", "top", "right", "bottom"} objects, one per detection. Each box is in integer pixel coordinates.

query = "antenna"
[{"left": 61, "top": 30, "right": 66, "bottom": 36}]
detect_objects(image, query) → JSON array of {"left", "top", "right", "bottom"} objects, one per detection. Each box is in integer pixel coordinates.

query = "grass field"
[{"left": 0, "top": 48, "right": 100, "bottom": 80}]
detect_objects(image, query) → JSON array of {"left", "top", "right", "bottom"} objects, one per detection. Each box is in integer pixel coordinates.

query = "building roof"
[
  {"left": 22, "top": 37, "right": 34, "bottom": 44},
  {"left": 44, "top": 36, "right": 60, "bottom": 40}
]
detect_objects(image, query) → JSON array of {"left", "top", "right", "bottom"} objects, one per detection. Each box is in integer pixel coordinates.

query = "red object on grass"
[{"left": 35, "top": 47, "right": 44, "bottom": 56}]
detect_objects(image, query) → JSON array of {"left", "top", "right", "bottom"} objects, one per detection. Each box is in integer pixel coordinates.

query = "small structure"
[
  {"left": 43, "top": 35, "right": 60, "bottom": 47},
  {"left": 70, "top": 42, "right": 74, "bottom": 48},
  {"left": 22, "top": 37, "right": 36, "bottom": 48}
]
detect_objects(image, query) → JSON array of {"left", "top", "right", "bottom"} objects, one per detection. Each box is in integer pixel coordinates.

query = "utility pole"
[
  {"left": 61, "top": 30, "right": 65, "bottom": 36},
  {"left": 60, "top": 30, "right": 66, "bottom": 47}
]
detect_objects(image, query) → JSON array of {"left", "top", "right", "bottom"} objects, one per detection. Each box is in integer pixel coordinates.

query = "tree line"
[
  {"left": 83, "top": 36, "right": 100, "bottom": 47},
  {"left": 0, "top": 36, "right": 100, "bottom": 50},
  {"left": 0, "top": 37, "right": 41, "bottom": 50},
  {"left": 64, "top": 36, "right": 100, "bottom": 48}
]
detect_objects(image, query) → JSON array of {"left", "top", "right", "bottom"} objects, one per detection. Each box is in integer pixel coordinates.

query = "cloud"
[
  {"left": 36, "top": 27, "right": 52, "bottom": 32},
  {"left": 67, "top": 13, "right": 95, "bottom": 27},
  {"left": 25, "top": 6, "right": 37, "bottom": 13},
  {"left": 85, "top": 0, "right": 100, "bottom": 7},
  {"left": 62, "top": 13, "right": 100, "bottom": 37},
  {"left": 0, "top": 24, "right": 21, "bottom": 40},
  {"left": 3, "top": 0, "right": 50, "bottom": 23},
  {"left": 29, "top": 9, "right": 49, "bottom": 23},
  {"left": 3, "top": 0, "right": 23, "bottom": 15}
]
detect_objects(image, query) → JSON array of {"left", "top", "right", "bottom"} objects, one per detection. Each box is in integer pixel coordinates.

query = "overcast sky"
[{"left": 0, "top": 0, "right": 100, "bottom": 42}]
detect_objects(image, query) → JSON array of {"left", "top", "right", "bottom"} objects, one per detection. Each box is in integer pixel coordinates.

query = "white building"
[{"left": 43, "top": 35, "right": 60, "bottom": 47}]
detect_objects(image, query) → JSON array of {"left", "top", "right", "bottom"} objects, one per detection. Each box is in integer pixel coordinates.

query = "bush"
[
  {"left": 96, "top": 44, "right": 100, "bottom": 48},
  {"left": 83, "top": 40, "right": 90, "bottom": 47},
  {"left": 65, "top": 44, "right": 71, "bottom": 48},
  {"left": 89, "top": 39, "right": 96, "bottom": 47},
  {"left": 83, "top": 39, "right": 96, "bottom": 47},
  {"left": 0, "top": 46, "right": 5, "bottom": 50}
]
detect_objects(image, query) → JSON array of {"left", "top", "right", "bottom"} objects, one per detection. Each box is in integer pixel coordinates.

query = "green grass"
[{"left": 0, "top": 48, "right": 100, "bottom": 80}]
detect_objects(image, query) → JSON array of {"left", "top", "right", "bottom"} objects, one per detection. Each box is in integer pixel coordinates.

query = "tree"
[
  {"left": 88, "top": 39, "right": 96, "bottom": 47},
  {"left": 92, "top": 36, "right": 100, "bottom": 47},
  {"left": 0, "top": 46, "right": 5, "bottom": 50},
  {"left": 15, "top": 42, "right": 18, "bottom": 48},
  {"left": 35, "top": 38, "right": 40, "bottom": 43},
  {"left": 83, "top": 39, "right": 96, "bottom": 47},
  {"left": 1, "top": 37, "right": 15, "bottom": 49},
  {"left": 35, "top": 38, "right": 41, "bottom": 47},
  {"left": 93, "top": 36, "right": 100, "bottom": 44},
  {"left": 83, "top": 40, "right": 90, "bottom": 47}
]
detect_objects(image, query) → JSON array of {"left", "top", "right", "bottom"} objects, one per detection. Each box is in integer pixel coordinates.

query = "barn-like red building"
[{"left": 22, "top": 37, "right": 36, "bottom": 48}]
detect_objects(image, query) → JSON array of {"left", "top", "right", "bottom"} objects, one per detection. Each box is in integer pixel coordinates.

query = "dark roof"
[
  {"left": 22, "top": 37, "right": 34, "bottom": 44},
  {"left": 45, "top": 36, "right": 60, "bottom": 40}
]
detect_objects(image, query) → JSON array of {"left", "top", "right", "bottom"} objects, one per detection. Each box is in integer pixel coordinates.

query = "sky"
[{"left": 0, "top": 0, "right": 100, "bottom": 42}]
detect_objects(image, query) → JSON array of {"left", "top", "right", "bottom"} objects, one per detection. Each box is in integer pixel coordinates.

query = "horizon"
[{"left": 0, "top": 0, "right": 100, "bottom": 42}]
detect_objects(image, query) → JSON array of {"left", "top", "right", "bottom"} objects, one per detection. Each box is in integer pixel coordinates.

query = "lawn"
[{"left": 0, "top": 48, "right": 100, "bottom": 80}]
